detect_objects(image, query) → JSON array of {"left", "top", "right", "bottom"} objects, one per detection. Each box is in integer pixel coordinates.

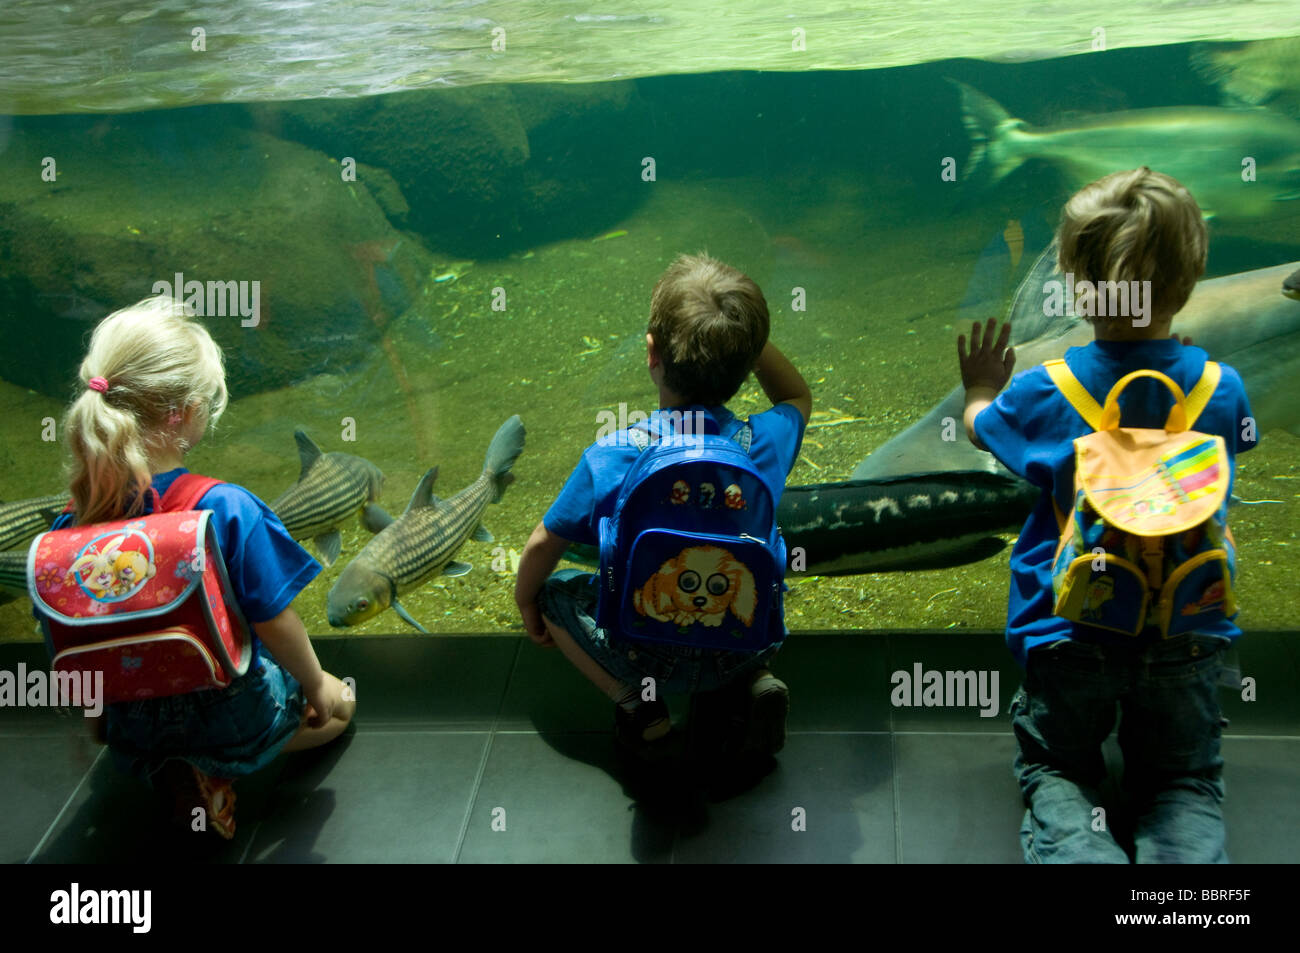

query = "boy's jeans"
[
  {"left": 1010, "top": 632, "right": 1230, "bottom": 864},
  {"left": 539, "top": 568, "right": 779, "bottom": 695}
]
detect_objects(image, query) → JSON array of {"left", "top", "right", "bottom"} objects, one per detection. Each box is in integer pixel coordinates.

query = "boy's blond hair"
[
  {"left": 66, "top": 295, "right": 228, "bottom": 525},
  {"left": 648, "top": 253, "right": 769, "bottom": 405},
  {"left": 1058, "top": 167, "right": 1207, "bottom": 324}
]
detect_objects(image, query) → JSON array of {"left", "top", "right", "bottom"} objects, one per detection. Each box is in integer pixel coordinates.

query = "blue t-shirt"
[
  {"left": 544, "top": 402, "right": 806, "bottom": 545},
  {"left": 46, "top": 468, "right": 320, "bottom": 656},
  {"left": 973, "top": 339, "right": 1255, "bottom": 667}
]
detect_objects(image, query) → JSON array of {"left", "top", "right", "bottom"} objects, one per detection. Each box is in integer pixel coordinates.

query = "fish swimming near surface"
[
  {"left": 270, "top": 431, "right": 389, "bottom": 567},
  {"left": 855, "top": 243, "right": 1300, "bottom": 482},
  {"left": 0, "top": 494, "right": 69, "bottom": 553},
  {"left": 1192, "top": 37, "right": 1300, "bottom": 118},
  {"left": 327, "top": 415, "right": 526, "bottom": 632},
  {"left": 953, "top": 80, "right": 1300, "bottom": 222}
]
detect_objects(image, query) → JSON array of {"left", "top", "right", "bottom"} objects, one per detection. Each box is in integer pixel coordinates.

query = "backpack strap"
[
  {"left": 1183, "top": 361, "right": 1220, "bottom": 430},
  {"left": 159, "top": 474, "right": 223, "bottom": 512},
  {"left": 55, "top": 474, "right": 221, "bottom": 522},
  {"left": 1046, "top": 358, "right": 1221, "bottom": 432},
  {"left": 1043, "top": 359, "right": 1104, "bottom": 431}
]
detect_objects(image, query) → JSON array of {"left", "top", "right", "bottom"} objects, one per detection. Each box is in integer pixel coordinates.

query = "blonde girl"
[{"left": 49, "top": 295, "right": 355, "bottom": 839}]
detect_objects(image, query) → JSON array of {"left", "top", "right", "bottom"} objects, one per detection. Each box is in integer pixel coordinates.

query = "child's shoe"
[
  {"left": 744, "top": 669, "right": 789, "bottom": 755},
  {"left": 162, "top": 760, "right": 237, "bottom": 840},
  {"left": 614, "top": 699, "right": 672, "bottom": 753}
]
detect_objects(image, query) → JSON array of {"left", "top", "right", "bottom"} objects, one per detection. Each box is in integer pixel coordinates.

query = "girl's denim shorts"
[
  {"left": 539, "top": 568, "right": 780, "bottom": 695},
  {"left": 105, "top": 652, "right": 305, "bottom": 784}
]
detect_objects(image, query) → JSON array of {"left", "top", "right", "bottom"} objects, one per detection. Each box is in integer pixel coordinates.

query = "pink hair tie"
[{"left": 87, "top": 377, "right": 109, "bottom": 393}]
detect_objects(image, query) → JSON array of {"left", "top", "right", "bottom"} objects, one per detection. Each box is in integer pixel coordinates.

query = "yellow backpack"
[{"left": 1045, "top": 360, "right": 1237, "bottom": 637}]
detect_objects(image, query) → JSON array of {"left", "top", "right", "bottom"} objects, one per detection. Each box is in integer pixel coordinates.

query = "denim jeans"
[
  {"left": 1010, "top": 632, "right": 1230, "bottom": 864},
  {"left": 539, "top": 569, "right": 780, "bottom": 695},
  {"left": 105, "top": 653, "right": 305, "bottom": 784}
]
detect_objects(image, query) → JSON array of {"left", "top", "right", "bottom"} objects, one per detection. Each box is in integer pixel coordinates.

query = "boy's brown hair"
[
  {"left": 1058, "top": 166, "right": 1208, "bottom": 324},
  {"left": 648, "top": 253, "right": 769, "bottom": 405}
]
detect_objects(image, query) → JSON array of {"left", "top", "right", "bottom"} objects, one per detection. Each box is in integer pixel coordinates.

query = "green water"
[
  {"left": 1, "top": 36, "right": 1298, "bottom": 641},
  {"left": 1, "top": 0, "right": 1293, "bottom": 114}
]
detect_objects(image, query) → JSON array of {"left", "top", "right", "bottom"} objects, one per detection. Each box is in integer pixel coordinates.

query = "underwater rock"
[
  {"left": 0, "top": 112, "right": 433, "bottom": 399},
  {"left": 356, "top": 161, "right": 411, "bottom": 228},
  {"left": 251, "top": 82, "right": 649, "bottom": 256}
]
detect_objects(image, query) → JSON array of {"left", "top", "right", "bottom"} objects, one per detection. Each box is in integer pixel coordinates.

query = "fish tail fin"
[
  {"left": 484, "top": 415, "right": 526, "bottom": 502},
  {"left": 949, "top": 80, "right": 1026, "bottom": 184}
]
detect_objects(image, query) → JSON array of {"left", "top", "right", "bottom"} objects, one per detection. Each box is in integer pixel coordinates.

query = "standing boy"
[{"left": 958, "top": 168, "right": 1256, "bottom": 862}]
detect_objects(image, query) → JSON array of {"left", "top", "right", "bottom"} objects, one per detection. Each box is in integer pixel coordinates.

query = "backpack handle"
[
  {"left": 627, "top": 414, "right": 752, "bottom": 453},
  {"left": 1099, "top": 369, "right": 1187, "bottom": 433}
]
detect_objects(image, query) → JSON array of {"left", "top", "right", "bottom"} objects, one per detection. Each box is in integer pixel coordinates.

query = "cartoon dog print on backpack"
[{"left": 633, "top": 545, "right": 757, "bottom": 628}]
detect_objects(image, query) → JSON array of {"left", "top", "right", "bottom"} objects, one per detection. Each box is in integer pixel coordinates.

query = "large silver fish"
[
  {"left": 0, "top": 494, "right": 68, "bottom": 553},
  {"left": 855, "top": 247, "right": 1300, "bottom": 481},
  {"left": 1192, "top": 38, "right": 1300, "bottom": 118},
  {"left": 269, "top": 431, "right": 387, "bottom": 566},
  {"left": 954, "top": 81, "right": 1300, "bottom": 222},
  {"left": 563, "top": 469, "right": 1037, "bottom": 577},
  {"left": 327, "top": 415, "right": 525, "bottom": 632}
]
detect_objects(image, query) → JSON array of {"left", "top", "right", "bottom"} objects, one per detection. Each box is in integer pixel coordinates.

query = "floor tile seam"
[
  {"left": 313, "top": 726, "right": 1300, "bottom": 738},
  {"left": 7, "top": 727, "right": 1297, "bottom": 740},
  {"left": 25, "top": 745, "right": 104, "bottom": 864},
  {"left": 451, "top": 639, "right": 517, "bottom": 864},
  {"left": 451, "top": 732, "right": 496, "bottom": 864}
]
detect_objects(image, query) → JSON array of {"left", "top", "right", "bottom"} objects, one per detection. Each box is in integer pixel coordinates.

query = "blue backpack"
[{"left": 596, "top": 409, "right": 786, "bottom": 652}]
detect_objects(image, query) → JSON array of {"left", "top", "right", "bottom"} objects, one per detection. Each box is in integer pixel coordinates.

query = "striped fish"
[
  {"left": 0, "top": 549, "right": 27, "bottom": 605},
  {"left": 0, "top": 494, "right": 69, "bottom": 553},
  {"left": 270, "top": 431, "right": 387, "bottom": 566},
  {"left": 327, "top": 415, "right": 525, "bottom": 631}
]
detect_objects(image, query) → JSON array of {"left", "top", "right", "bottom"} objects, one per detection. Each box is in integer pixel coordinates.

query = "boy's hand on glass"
[{"left": 958, "top": 318, "right": 1015, "bottom": 393}]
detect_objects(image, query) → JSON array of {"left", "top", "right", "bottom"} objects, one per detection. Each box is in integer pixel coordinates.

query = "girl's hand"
[
  {"left": 958, "top": 318, "right": 1016, "bottom": 393},
  {"left": 304, "top": 676, "right": 344, "bottom": 728}
]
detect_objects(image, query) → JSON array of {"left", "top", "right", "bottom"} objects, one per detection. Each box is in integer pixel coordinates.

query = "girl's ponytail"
[
  {"left": 66, "top": 379, "right": 154, "bottom": 524},
  {"left": 64, "top": 296, "right": 228, "bottom": 525}
]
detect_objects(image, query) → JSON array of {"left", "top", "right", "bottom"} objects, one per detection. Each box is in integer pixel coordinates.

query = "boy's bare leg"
[
  {"left": 541, "top": 612, "right": 627, "bottom": 701},
  {"left": 282, "top": 671, "right": 356, "bottom": 752}
]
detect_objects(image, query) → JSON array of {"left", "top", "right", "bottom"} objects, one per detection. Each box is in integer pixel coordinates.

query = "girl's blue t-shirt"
[
  {"left": 973, "top": 338, "right": 1256, "bottom": 668},
  {"left": 46, "top": 468, "right": 320, "bottom": 654},
  {"left": 544, "top": 402, "right": 806, "bottom": 544}
]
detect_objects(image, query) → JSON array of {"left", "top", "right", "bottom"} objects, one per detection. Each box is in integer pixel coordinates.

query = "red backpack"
[{"left": 28, "top": 475, "right": 252, "bottom": 704}]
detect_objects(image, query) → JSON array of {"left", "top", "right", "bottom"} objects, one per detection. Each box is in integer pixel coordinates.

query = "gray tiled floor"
[{"left": 1, "top": 632, "right": 1296, "bottom": 863}]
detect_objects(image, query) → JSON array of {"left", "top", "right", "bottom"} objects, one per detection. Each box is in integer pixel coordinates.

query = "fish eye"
[
  {"left": 678, "top": 571, "right": 701, "bottom": 593},
  {"left": 706, "top": 573, "right": 729, "bottom": 596},
  {"left": 356, "top": 598, "right": 369, "bottom": 611}
]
